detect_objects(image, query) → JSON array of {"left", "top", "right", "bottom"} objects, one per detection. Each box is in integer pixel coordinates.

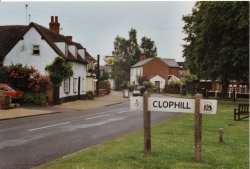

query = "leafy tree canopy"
[
  {"left": 45, "top": 57, "right": 73, "bottom": 85},
  {"left": 182, "top": 1, "right": 249, "bottom": 96},
  {"left": 112, "top": 28, "right": 157, "bottom": 89}
]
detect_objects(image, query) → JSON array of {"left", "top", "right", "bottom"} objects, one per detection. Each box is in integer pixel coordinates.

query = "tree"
[
  {"left": 182, "top": 1, "right": 249, "bottom": 96},
  {"left": 112, "top": 28, "right": 158, "bottom": 89},
  {"left": 127, "top": 28, "right": 141, "bottom": 65},
  {"left": 45, "top": 57, "right": 73, "bottom": 85},
  {"left": 140, "top": 36, "right": 157, "bottom": 58}
]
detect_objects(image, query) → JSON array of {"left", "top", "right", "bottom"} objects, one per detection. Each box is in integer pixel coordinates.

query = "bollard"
[{"left": 218, "top": 128, "right": 224, "bottom": 142}]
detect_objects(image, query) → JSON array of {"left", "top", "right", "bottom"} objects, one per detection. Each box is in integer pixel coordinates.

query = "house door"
[
  {"left": 78, "top": 77, "right": 81, "bottom": 99},
  {"left": 155, "top": 81, "right": 160, "bottom": 93}
]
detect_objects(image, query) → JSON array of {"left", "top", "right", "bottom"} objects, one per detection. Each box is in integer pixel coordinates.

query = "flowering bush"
[{"left": 7, "top": 64, "right": 50, "bottom": 93}]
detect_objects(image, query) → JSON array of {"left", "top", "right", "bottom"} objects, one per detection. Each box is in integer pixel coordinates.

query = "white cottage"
[{"left": 0, "top": 16, "right": 91, "bottom": 103}]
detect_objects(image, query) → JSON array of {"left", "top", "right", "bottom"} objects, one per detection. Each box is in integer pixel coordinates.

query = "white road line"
[
  {"left": 27, "top": 122, "right": 71, "bottom": 132},
  {"left": 96, "top": 108, "right": 129, "bottom": 115},
  {"left": 85, "top": 114, "right": 111, "bottom": 120}
]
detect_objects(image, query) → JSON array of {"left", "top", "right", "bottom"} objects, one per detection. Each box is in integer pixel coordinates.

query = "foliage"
[
  {"left": 142, "top": 81, "right": 154, "bottom": 89},
  {"left": 86, "top": 91, "right": 94, "bottom": 100},
  {"left": 140, "top": 36, "right": 157, "bottom": 58},
  {"left": 8, "top": 64, "right": 37, "bottom": 90},
  {"left": 40, "top": 100, "right": 249, "bottom": 169},
  {"left": 45, "top": 57, "right": 73, "bottom": 85},
  {"left": 112, "top": 28, "right": 157, "bottom": 89},
  {"left": 22, "top": 93, "right": 47, "bottom": 105},
  {"left": 182, "top": 1, "right": 249, "bottom": 96},
  {"left": 0, "top": 66, "right": 9, "bottom": 83},
  {"left": 3, "top": 64, "right": 50, "bottom": 93},
  {"left": 100, "top": 70, "right": 110, "bottom": 81},
  {"left": 119, "top": 81, "right": 129, "bottom": 90},
  {"left": 168, "top": 79, "right": 181, "bottom": 86},
  {"left": 137, "top": 76, "right": 149, "bottom": 85},
  {"left": 179, "top": 74, "right": 196, "bottom": 86}
]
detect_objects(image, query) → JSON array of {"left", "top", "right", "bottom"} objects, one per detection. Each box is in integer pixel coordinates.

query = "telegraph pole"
[{"left": 96, "top": 55, "right": 100, "bottom": 97}]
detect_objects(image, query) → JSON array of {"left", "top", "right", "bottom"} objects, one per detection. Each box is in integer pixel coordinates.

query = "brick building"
[{"left": 130, "top": 54, "right": 179, "bottom": 91}]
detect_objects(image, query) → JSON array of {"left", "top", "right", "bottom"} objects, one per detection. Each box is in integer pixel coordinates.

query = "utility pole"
[{"left": 96, "top": 55, "right": 100, "bottom": 97}]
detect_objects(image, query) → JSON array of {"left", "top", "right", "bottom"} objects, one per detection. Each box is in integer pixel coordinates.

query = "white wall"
[
  {"left": 150, "top": 75, "right": 165, "bottom": 89},
  {"left": 3, "top": 27, "right": 57, "bottom": 75},
  {"left": 55, "top": 42, "right": 66, "bottom": 55},
  {"left": 86, "top": 77, "right": 95, "bottom": 92},
  {"left": 78, "top": 49, "right": 85, "bottom": 59},
  {"left": 69, "top": 45, "right": 77, "bottom": 57},
  {"left": 130, "top": 67, "right": 143, "bottom": 85},
  {"left": 59, "top": 62, "right": 87, "bottom": 98}
]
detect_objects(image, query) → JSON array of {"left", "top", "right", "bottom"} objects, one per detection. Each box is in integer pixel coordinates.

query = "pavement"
[{"left": 0, "top": 91, "right": 130, "bottom": 120}]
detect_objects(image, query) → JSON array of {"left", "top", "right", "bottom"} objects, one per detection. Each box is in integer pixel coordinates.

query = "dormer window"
[{"left": 32, "top": 45, "right": 40, "bottom": 55}]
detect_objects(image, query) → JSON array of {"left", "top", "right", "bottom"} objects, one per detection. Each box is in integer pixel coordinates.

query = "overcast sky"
[{"left": 0, "top": 1, "right": 195, "bottom": 65}]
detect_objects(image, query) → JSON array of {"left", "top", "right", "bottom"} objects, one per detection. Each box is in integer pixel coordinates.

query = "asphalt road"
[{"left": 0, "top": 102, "right": 179, "bottom": 169}]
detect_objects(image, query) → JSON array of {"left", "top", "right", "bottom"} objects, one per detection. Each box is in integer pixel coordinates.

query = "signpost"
[{"left": 130, "top": 92, "right": 217, "bottom": 160}]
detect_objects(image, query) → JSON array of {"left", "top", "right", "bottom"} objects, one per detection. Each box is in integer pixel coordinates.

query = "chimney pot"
[{"left": 49, "top": 16, "right": 60, "bottom": 34}]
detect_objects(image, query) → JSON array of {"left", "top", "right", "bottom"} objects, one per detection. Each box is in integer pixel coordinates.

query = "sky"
[{"left": 0, "top": 1, "right": 195, "bottom": 65}]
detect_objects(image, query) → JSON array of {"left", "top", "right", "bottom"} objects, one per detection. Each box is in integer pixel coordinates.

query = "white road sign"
[
  {"left": 130, "top": 96, "right": 217, "bottom": 114},
  {"left": 130, "top": 96, "right": 143, "bottom": 110},
  {"left": 148, "top": 97, "right": 195, "bottom": 113},
  {"left": 200, "top": 99, "right": 217, "bottom": 114}
]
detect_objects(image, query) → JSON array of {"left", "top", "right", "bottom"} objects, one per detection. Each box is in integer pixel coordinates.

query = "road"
[{"left": 0, "top": 102, "right": 179, "bottom": 169}]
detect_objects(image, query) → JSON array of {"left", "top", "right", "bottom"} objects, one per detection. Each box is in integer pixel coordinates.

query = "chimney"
[
  {"left": 49, "top": 16, "right": 60, "bottom": 34},
  {"left": 139, "top": 53, "right": 146, "bottom": 61},
  {"left": 66, "top": 36, "right": 72, "bottom": 42}
]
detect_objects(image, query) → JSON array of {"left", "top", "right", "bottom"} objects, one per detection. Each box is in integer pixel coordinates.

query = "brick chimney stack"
[
  {"left": 49, "top": 16, "right": 60, "bottom": 34},
  {"left": 139, "top": 53, "right": 146, "bottom": 61},
  {"left": 66, "top": 36, "right": 72, "bottom": 42}
]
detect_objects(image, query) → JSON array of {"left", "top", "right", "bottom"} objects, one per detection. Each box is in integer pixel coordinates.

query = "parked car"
[
  {"left": 0, "top": 83, "right": 24, "bottom": 98},
  {"left": 132, "top": 85, "right": 146, "bottom": 96}
]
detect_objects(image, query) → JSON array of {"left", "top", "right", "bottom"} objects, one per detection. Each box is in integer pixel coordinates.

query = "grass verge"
[{"left": 39, "top": 100, "right": 249, "bottom": 169}]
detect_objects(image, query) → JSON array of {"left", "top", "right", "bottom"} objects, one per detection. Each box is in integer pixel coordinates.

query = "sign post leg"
[
  {"left": 143, "top": 92, "right": 151, "bottom": 156},
  {"left": 194, "top": 94, "right": 202, "bottom": 161}
]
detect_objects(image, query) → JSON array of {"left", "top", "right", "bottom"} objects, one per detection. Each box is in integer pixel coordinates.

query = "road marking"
[
  {"left": 85, "top": 114, "right": 111, "bottom": 120},
  {"left": 27, "top": 122, "right": 71, "bottom": 132},
  {"left": 96, "top": 108, "right": 129, "bottom": 115}
]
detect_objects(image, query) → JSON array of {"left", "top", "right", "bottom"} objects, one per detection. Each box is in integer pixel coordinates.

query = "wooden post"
[
  {"left": 143, "top": 91, "right": 151, "bottom": 156},
  {"left": 194, "top": 94, "right": 202, "bottom": 161},
  {"left": 218, "top": 128, "right": 224, "bottom": 142}
]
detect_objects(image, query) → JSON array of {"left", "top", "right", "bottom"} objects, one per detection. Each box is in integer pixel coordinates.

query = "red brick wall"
[
  {"left": 143, "top": 58, "right": 169, "bottom": 80},
  {"left": 169, "top": 67, "right": 179, "bottom": 76}
]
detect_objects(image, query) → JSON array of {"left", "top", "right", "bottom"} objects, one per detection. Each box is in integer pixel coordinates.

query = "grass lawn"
[{"left": 39, "top": 99, "right": 249, "bottom": 169}]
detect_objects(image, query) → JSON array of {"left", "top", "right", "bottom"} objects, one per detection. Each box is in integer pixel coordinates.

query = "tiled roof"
[
  {"left": 85, "top": 51, "right": 96, "bottom": 62},
  {"left": 161, "top": 58, "right": 179, "bottom": 68},
  {"left": 131, "top": 57, "right": 179, "bottom": 68},
  {"left": 131, "top": 58, "right": 153, "bottom": 68},
  {"left": 0, "top": 22, "right": 88, "bottom": 64}
]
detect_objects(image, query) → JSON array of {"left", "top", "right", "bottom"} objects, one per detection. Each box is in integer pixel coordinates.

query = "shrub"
[
  {"left": 22, "top": 93, "right": 47, "bottom": 105},
  {"left": 86, "top": 91, "right": 94, "bottom": 100}
]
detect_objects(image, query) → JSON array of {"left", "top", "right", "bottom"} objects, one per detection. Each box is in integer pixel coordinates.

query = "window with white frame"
[
  {"left": 64, "top": 78, "right": 70, "bottom": 93},
  {"left": 32, "top": 45, "right": 40, "bottom": 55},
  {"left": 73, "top": 78, "right": 77, "bottom": 93},
  {"left": 239, "top": 85, "right": 247, "bottom": 93}
]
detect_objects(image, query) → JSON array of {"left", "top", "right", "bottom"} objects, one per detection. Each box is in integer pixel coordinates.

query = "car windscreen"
[{"left": 135, "top": 86, "right": 145, "bottom": 90}]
